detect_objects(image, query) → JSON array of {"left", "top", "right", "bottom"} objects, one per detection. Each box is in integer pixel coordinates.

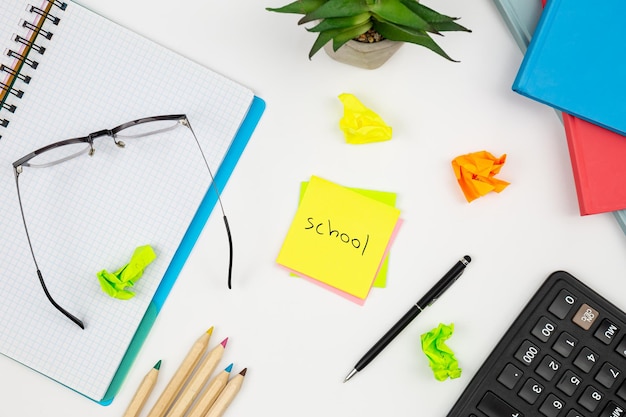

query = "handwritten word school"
[{"left": 305, "top": 217, "right": 369, "bottom": 256}]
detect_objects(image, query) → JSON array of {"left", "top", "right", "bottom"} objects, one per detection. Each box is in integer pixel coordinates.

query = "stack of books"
[{"left": 492, "top": 0, "right": 626, "bottom": 233}]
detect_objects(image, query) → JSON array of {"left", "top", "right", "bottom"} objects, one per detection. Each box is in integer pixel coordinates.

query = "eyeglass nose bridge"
[
  {"left": 87, "top": 128, "right": 125, "bottom": 155},
  {"left": 88, "top": 129, "right": 113, "bottom": 139}
]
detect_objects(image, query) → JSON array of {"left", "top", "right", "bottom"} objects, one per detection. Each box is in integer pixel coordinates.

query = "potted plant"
[{"left": 266, "top": 0, "right": 471, "bottom": 69}]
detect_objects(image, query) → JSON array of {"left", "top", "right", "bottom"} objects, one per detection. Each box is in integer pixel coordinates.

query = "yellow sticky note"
[
  {"left": 295, "top": 181, "right": 397, "bottom": 288},
  {"left": 277, "top": 176, "right": 401, "bottom": 303}
]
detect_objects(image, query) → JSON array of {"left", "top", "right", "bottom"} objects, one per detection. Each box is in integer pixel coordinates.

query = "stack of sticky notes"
[{"left": 276, "top": 175, "right": 401, "bottom": 304}]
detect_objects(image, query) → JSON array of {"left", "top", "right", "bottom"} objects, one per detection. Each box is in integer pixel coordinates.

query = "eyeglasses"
[{"left": 12, "top": 114, "right": 233, "bottom": 329}]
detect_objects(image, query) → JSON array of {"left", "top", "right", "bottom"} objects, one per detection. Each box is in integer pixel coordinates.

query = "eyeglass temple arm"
[
  {"left": 37, "top": 270, "right": 85, "bottom": 329},
  {"left": 14, "top": 169, "right": 85, "bottom": 329},
  {"left": 223, "top": 215, "right": 233, "bottom": 289},
  {"left": 183, "top": 116, "right": 234, "bottom": 289}
]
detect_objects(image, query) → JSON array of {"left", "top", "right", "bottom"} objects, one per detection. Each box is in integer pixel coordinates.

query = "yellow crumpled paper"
[
  {"left": 338, "top": 93, "right": 392, "bottom": 144},
  {"left": 96, "top": 245, "right": 157, "bottom": 300},
  {"left": 420, "top": 323, "right": 462, "bottom": 381},
  {"left": 451, "top": 150, "right": 510, "bottom": 202}
]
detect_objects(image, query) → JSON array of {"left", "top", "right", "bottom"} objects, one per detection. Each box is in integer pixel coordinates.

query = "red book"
[{"left": 563, "top": 113, "right": 626, "bottom": 215}]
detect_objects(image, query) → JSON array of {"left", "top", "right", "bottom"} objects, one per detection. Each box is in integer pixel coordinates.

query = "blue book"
[{"left": 512, "top": 0, "right": 626, "bottom": 136}]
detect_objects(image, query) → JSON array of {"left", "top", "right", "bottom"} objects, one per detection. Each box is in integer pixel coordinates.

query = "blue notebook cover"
[
  {"left": 512, "top": 0, "right": 626, "bottom": 136},
  {"left": 99, "top": 96, "right": 265, "bottom": 405}
]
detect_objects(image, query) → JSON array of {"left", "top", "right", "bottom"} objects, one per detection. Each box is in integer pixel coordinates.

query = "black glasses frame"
[{"left": 13, "top": 114, "right": 233, "bottom": 329}]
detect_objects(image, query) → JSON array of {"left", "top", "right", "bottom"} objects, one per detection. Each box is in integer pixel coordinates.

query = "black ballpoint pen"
[{"left": 344, "top": 255, "right": 472, "bottom": 382}]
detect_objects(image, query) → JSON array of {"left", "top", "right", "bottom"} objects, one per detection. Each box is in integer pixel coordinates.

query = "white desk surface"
[{"left": 3, "top": 0, "right": 626, "bottom": 416}]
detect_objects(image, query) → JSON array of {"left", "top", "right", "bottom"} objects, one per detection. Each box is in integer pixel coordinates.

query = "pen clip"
[{"left": 426, "top": 269, "right": 464, "bottom": 307}]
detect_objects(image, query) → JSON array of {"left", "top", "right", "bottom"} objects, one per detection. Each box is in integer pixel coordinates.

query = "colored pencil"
[
  {"left": 146, "top": 327, "right": 213, "bottom": 417},
  {"left": 122, "top": 360, "right": 161, "bottom": 417},
  {"left": 166, "top": 337, "right": 228, "bottom": 417},
  {"left": 186, "top": 363, "right": 233, "bottom": 417},
  {"left": 205, "top": 368, "right": 247, "bottom": 417}
]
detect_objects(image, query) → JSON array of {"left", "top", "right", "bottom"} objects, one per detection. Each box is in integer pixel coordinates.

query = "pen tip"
[
  {"left": 463, "top": 255, "right": 471, "bottom": 263},
  {"left": 344, "top": 369, "right": 357, "bottom": 382}
]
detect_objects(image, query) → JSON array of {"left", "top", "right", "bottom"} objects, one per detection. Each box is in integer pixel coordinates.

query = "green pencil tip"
[{"left": 154, "top": 360, "right": 162, "bottom": 370}]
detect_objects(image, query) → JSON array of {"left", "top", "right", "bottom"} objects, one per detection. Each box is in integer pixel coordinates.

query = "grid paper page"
[{"left": 0, "top": 0, "right": 253, "bottom": 401}]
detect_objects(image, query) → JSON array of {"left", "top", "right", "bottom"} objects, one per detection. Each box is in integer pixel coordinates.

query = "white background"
[{"left": 2, "top": 0, "right": 626, "bottom": 416}]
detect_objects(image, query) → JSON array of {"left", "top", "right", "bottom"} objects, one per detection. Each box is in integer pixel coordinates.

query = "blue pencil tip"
[{"left": 225, "top": 363, "right": 234, "bottom": 372}]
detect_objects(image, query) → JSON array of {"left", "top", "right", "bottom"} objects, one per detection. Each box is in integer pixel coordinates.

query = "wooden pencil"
[
  {"left": 122, "top": 360, "right": 161, "bottom": 417},
  {"left": 205, "top": 368, "right": 247, "bottom": 417},
  {"left": 186, "top": 363, "right": 232, "bottom": 417},
  {"left": 146, "top": 327, "right": 213, "bottom": 417},
  {"left": 165, "top": 337, "right": 228, "bottom": 417}
]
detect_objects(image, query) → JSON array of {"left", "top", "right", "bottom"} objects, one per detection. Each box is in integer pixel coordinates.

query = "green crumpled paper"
[
  {"left": 97, "top": 245, "right": 157, "bottom": 300},
  {"left": 420, "top": 323, "right": 462, "bottom": 381},
  {"left": 338, "top": 93, "right": 392, "bottom": 144}
]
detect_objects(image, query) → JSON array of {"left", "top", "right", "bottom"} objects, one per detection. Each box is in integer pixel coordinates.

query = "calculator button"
[
  {"left": 539, "top": 393, "right": 565, "bottom": 417},
  {"left": 565, "top": 409, "right": 585, "bottom": 417},
  {"left": 557, "top": 370, "right": 582, "bottom": 396},
  {"left": 595, "top": 362, "right": 621, "bottom": 389},
  {"left": 578, "top": 385, "right": 603, "bottom": 412},
  {"left": 616, "top": 336, "right": 626, "bottom": 359},
  {"left": 536, "top": 355, "right": 561, "bottom": 381},
  {"left": 594, "top": 319, "right": 619, "bottom": 345},
  {"left": 573, "top": 304, "right": 600, "bottom": 330},
  {"left": 553, "top": 332, "right": 579, "bottom": 357},
  {"left": 515, "top": 340, "right": 541, "bottom": 367},
  {"left": 477, "top": 391, "right": 524, "bottom": 417},
  {"left": 600, "top": 401, "right": 625, "bottom": 417},
  {"left": 549, "top": 289, "right": 577, "bottom": 319},
  {"left": 498, "top": 363, "right": 524, "bottom": 389},
  {"left": 519, "top": 378, "right": 544, "bottom": 404},
  {"left": 573, "top": 347, "right": 599, "bottom": 373},
  {"left": 532, "top": 316, "right": 558, "bottom": 343}
]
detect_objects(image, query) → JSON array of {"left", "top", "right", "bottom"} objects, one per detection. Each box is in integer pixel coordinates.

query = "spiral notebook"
[{"left": 0, "top": 0, "right": 264, "bottom": 404}]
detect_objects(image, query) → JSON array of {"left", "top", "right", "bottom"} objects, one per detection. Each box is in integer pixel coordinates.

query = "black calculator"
[{"left": 447, "top": 270, "right": 626, "bottom": 417}]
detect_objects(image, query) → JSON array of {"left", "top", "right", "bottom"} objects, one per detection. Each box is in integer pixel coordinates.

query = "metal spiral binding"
[
  {"left": 21, "top": 20, "right": 53, "bottom": 40},
  {"left": 5, "top": 49, "right": 39, "bottom": 69},
  {"left": 0, "top": 0, "right": 66, "bottom": 137},
  {"left": 1, "top": 64, "right": 31, "bottom": 84}
]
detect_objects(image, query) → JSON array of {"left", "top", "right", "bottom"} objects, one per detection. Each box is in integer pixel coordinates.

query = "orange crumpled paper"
[
  {"left": 451, "top": 150, "right": 510, "bottom": 202},
  {"left": 338, "top": 93, "right": 392, "bottom": 144}
]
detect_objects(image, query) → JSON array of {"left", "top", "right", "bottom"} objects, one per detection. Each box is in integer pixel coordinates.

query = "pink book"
[{"left": 562, "top": 114, "right": 626, "bottom": 215}]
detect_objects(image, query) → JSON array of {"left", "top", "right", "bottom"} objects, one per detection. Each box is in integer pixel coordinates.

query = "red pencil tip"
[{"left": 220, "top": 337, "right": 228, "bottom": 348}]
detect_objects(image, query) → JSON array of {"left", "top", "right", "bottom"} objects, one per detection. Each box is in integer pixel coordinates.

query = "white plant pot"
[{"left": 323, "top": 39, "right": 403, "bottom": 69}]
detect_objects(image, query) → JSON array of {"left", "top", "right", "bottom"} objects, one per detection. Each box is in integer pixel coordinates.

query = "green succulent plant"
[{"left": 266, "top": 0, "right": 471, "bottom": 61}]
